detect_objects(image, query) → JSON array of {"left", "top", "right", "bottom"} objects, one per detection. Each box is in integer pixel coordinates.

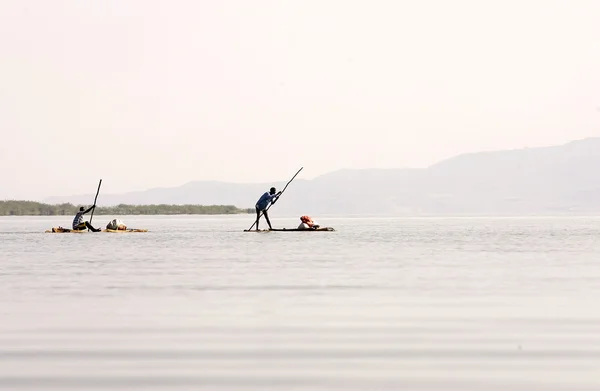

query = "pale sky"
[{"left": 1, "top": 0, "right": 599, "bottom": 200}]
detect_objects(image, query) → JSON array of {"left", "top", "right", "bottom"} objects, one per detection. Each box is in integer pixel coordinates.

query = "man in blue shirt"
[
  {"left": 254, "top": 187, "right": 281, "bottom": 230},
  {"left": 73, "top": 205, "right": 101, "bottom": 232}
]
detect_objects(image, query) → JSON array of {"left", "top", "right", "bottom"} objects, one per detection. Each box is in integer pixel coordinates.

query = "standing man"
[
  {"left": 255, "top": 187, "right": 281, "bottom": 230},
  {"left": 73, "top": 205, "right": 101, "bottom": 232}
]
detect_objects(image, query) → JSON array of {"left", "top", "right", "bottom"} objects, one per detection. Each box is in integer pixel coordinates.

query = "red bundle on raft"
[{"left": 298, "top": 215, "right": 320, "bottom": 229}]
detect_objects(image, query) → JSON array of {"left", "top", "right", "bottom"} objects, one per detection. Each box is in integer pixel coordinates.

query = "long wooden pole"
[
  {"left": 88, "top": 179, "right": 102, "bottom": 231},
  {"left": 247, "top": 167, "right": 303, "bottom": 231}
]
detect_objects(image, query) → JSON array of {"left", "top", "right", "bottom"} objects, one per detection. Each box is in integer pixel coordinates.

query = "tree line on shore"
[{"left": 0, "top": 201, "right": 253, "bottom": 216}]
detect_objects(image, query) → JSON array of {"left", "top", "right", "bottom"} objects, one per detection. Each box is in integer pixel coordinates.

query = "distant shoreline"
[{"left": 0, "top": 201, "right": 253, "bottom": 216}]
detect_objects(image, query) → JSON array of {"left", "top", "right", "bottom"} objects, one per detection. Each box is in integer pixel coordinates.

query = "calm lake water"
[{"left": 1, "top": 215, "right": 600, "bottom": 390}]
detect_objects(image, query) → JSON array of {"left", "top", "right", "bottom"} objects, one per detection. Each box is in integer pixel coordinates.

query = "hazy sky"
[{"left": 1, "top": 0, "right": 599, "bottom": 200}]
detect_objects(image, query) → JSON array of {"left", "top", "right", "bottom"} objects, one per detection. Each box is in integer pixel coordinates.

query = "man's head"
[
  {"left": 270, "top": 187, "right": 276, "bottom": 194},
  {"left": 79, "top": 207, "right": 84, "bottom": 212}
]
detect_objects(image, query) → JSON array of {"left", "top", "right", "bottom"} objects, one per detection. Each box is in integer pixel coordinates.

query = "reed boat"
[
  {"left": 244, "top": 227, "right": 335, "bottom": 232},
  {"left": 45, "top": 227, "right": 148, "bottom": 233}
]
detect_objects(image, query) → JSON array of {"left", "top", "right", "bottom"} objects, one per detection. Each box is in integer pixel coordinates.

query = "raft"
[
  {"left": 45, "top": 227, "right": 148, "bottom": 233},
  {"left": 244, "top": 227, "right": 335, "bottom": 232}
]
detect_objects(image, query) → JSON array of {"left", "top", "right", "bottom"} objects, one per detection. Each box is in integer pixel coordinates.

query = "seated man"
[
  {"left": 298, "top": 215, "right": 320, "bottom": 230},
  {"left": 72, "top": 205, "right": 101, "bottom": 232}
]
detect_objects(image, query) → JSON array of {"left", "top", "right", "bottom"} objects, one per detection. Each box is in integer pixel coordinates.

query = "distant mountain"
[{"left": 45, "top": 138, "right": 600, "bottom": 215}]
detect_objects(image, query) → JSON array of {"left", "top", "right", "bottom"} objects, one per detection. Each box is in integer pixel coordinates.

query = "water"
[{"left": 1, "top": 215, "right": 600, "bottom": 390}]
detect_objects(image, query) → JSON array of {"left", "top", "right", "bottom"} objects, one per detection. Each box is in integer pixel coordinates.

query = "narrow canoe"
[
  {"left": 244, "top": 227, "right": 335, "bottom": 232},
  {"left": 45, "top": 227, "right": 148, "bottom": 233}
]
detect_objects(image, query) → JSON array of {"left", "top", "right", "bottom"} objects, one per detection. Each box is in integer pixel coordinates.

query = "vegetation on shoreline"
[{"left": 0, "top": 201, "right": 253, "bottom": 216}]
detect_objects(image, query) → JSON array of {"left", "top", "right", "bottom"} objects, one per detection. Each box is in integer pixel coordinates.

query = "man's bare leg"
[
  {"left": 255, "top": 207, "right": 261, "bottom": 230},
  {"left": 264, "top": 210, "right": 272, "bottom": 230}
]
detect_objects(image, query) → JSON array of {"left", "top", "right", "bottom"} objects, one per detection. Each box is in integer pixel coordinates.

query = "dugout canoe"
[
  {"left": 244, "top": 227, "right": 335, "bottom": 232},
  {"left": 45, "top": 227, "right": 148, "bottom": 233}
]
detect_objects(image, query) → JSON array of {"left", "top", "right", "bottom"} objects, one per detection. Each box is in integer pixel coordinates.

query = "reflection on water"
[{"left": 1, "top": 215, "right": 600, "bottom": 390}]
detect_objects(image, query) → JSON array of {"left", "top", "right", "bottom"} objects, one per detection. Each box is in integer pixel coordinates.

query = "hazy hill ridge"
[{"left": 45, "top": 138, "right": 600, "bottom": 215}]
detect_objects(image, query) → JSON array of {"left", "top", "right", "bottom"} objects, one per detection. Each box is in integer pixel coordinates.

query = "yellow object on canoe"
[{"left": 45, "top": 227, "right": 148, "bottom": 233}]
